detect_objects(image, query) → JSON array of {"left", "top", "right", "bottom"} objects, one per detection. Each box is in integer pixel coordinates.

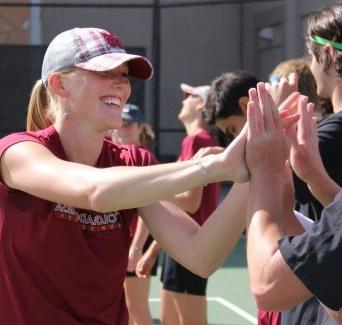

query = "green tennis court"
[{"left": 149, "top": 236, "right": 257, "bottom": 325}]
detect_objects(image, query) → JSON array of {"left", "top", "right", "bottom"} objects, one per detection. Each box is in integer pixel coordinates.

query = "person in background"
[
  {"left": 160, "top": 83, "right": 221, "bottom": 325},
  {"left": 111, "top": 104, "right": 158, "bottom": 325},
  {"left": 204, "top": 70, "right": 260, "bottom": 139},
  {"left": 137, "top": 82, "right": 223, "bottom": 325},
  {"left": 269, "top": 57, "right": 323, "bottom": 118}
]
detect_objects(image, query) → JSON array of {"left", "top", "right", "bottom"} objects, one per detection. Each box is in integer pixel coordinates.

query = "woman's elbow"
[
  {"left": 188, "top": 260, "right": 217, "bottom": 279},
  {"left": 191, "top": 264, "right": 211, "bottom": 279},
  {"left": 85, "top": 182, "right": 115, "bottom": 213}
]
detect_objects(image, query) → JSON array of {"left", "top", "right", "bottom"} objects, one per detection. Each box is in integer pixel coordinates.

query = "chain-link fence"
[{"left": 2, "top": 0, "right": 319, "bottom": 160}]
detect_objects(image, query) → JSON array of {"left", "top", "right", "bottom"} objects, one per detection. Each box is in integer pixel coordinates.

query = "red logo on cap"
[{"left": 101, "top": 32, "right": 123, "bottom": 48}]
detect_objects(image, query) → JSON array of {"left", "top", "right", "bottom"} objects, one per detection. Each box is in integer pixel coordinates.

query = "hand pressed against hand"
[
  {"left": 288, "top": 97, "right": 323, "bottom": 183},
  {"left": 266, "top": 72, "right": 299, "bottom": 108},
  {"left": 218, "top": 123, "right": 250, "bottom": 183},
  {"left": 278, "top": 91, "right": 300, "bottom": 115},
  {"left": 215, "top": 88, "right": 299, "bottom": 183},
  {"left": 246, "top": 83, "right": 296, "bottom": 176},
  {"left": 205, "top": 81, "right": 300, "bottom": 184}
]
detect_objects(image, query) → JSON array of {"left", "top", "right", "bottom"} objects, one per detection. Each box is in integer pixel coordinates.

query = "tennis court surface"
[{"left": 149, "top": 236, "right": 257, "bottom": 325}]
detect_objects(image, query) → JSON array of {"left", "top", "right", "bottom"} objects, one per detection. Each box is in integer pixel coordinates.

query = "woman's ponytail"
[{"left": 26, "top": 80, "right": 52, "bottom": 131}]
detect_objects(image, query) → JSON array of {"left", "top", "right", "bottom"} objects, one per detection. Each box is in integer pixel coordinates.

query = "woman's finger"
[
  {"left": 278, "top": 92, "right": 300, "bottom": 113},
  {"left": 257, "top": 82, "right": 274, "bottom": 130}
]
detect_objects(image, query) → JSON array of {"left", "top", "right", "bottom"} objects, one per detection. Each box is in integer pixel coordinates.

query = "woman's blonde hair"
[
  {"left": 139, "top": 123, "right": 155, "bottom": 152},
  {"left": 26, "top": 80, "right": 52, "bottom": 131},
  {"left": 270, "top": 58, "right": 323, "bottom": 117},
  {"left": 26, "top": 68, "right": 77, "bottom": 131}
]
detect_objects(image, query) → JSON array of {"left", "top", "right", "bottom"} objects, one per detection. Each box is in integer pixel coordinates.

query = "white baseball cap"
[
  {"left": 180, "top": 83, "right": 210, "bottom": 102},
  {"left": 42, "top": 27, "right": 153, "bottom": 86}
]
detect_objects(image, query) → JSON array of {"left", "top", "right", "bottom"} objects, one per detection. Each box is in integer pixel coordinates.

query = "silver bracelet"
[{"left": 196, "top": 160, "right": 208, "bottom": 187}]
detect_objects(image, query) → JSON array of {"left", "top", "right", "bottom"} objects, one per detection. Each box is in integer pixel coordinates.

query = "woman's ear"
[
  {"left": 238, "top": 96, "right": 249, "bottom": 115},
  {"left": 47, "top": 73, "right": 68, "bottom": 98},
  {"left": 195, "top": 99, "right": 206, "bottom": 112}
]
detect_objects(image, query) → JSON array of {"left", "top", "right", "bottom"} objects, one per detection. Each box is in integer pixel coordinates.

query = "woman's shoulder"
[
  {"left": 1, "top": 126, "right": 57, "bottom": 143},
  {"left": 0, "top": 129, "right": 47, "bottom": 155},
  {"left": 0, "top": 126, "right": 65, "bottom": 160}
]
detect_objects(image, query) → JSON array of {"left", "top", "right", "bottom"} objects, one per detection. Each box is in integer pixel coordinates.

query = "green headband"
[{"left": 309, "top": 35, "right": 342, "bottom": 51}]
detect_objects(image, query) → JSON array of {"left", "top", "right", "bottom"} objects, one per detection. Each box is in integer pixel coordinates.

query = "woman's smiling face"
[{"left": 63, "top": 63, "right": 132, "bottom": 132}]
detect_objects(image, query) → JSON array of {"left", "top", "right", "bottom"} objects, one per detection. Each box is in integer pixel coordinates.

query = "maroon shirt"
[
  {"left": 0, "top": 126, "right": 156, "bottom": 325},
  {"left": 179, "top": 129, "right": 220, "bottom": 225},
  {"left": 258, "top": 310, "right": 281, "bottom": 325}
]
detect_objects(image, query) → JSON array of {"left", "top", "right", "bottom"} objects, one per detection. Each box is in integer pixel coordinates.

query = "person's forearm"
[
  {"left": 245, "top": 168, "right": 312, "bottom": 310},
  {"left": 141, "top": 183, "right": 249, "bottom": 278},
  {"left": 246, "top": 171, "right": 286, "bottom": 289},
  {"left": 130, "top": 217, "right": 149, "bottom": 250},
  {"left": 282, "top": 168, "right": 303, "bottom": 236},
  {"left": 146, "top": 240, "right": 161, "bottom": 258},
  {"left": 193, "top": 183, "right": 248, "bottom": 276},
  {"left": 3, "top": 142, "right": 228, "bottom": 214},
  {"left": 306, "top": 169, "right": 341, "bottom": 207},
  {"left": 167, "top": 187, "right": 203, "bottom": 213},
  {"left": 92, "top": 156, "right": 225, "bottom": 212}
]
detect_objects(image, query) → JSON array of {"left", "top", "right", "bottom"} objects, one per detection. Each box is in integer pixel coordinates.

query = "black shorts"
[
  {"left": 161, "top": 254, "right": 207, "bottom": 296},
  {"left": 126, "top": 235, "right": 159, "bottom": 277}
]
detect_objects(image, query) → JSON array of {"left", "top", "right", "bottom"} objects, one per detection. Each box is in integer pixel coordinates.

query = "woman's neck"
[
  {"left": 54, "top": 120, "right": 105, "bottom": 166},
  {"left": 183, "top": 119, "right": 207, "bottom": 136}
]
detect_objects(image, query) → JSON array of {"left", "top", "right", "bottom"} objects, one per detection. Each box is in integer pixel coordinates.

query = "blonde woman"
[{"left": 1, "top": 27, "right": 251, "bottom": 324}]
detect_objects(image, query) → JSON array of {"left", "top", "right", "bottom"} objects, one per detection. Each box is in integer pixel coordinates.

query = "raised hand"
[
  {"left": 246, "top": 83, "right": 294, "bottom": 176},
  {"left": 266, "top": 72, "right": 299, "bottom": 108},
  {"left": 288, "top": 96, "right": 322, "bottom": 183},
  {"left": 219, "top": 123, "right": 250, "bottom": 183},
  {"left": 278, "top": 91, "right": 300, "bottom": 114},
  {"left": 215, "top": 88, "right": 299, "bottom": 183},
  {"left": 288, "top": 96, "right": 341, "bottom": 206},
  {"left": 201, "top": 82, "right": 300, "bottom": 184}
]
